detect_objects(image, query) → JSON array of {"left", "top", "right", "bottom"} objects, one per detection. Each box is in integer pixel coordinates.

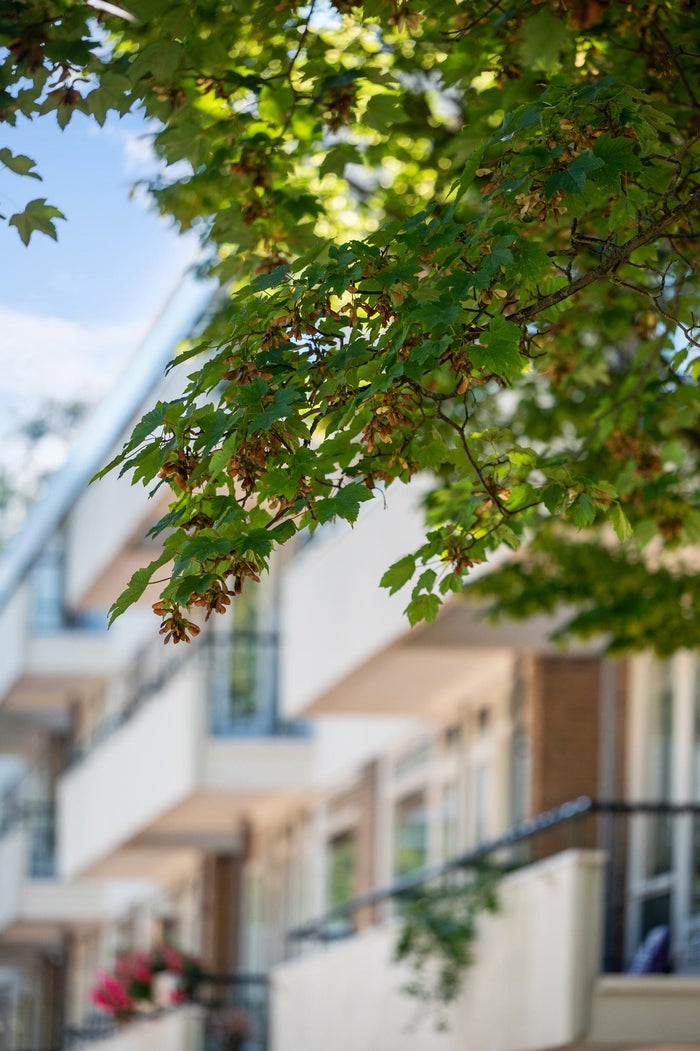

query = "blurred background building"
[{"left": 1, "top": 283, "right": 699, "bottom": 1051}]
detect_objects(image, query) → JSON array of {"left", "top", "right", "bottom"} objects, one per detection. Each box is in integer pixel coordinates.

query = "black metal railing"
[
  {"left": 66, "top": 634, "right": 196, "bottom": 766},
  {"left": 66, "top": 632, "right": 307, "bottom": 769},
  {"left": 287, "top": 798, "right": 700, "bottom": 974},
  {"left": 0, "top": 777, "right": 56, "bottom": 878},
  {"left": 62, "top": 1014, "right": 114, "bottom": 1049},
  {"left": 207, "top": 636, "right": 307, "bottom": 739},
  {"left": 62, "top": 974, "right": 268, "bottom": 1051},
  {"left": 196, "top": 974, "right": 268, "bottom": 1051},
  {"left": 0, "top": 777, "right": 25, "bottom": 837}
]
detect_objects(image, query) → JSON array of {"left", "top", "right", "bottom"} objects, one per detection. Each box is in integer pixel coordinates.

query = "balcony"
[
  {"left": 58, "top": 638, "right": 313, "bottom": 880},
  {"left": 65, "top": 1006, "right": 202, "bottom": 1051},
  {"left": 277, "top": 801, "right": 700, "bottom": 1051},
  {"left": 279, "top": 481, "right": 579, "bottom": 721},
  {"left": 64, "top": 975, "right": 267, "bottom": 1051},
  {"left": 0, "top": 580, "right": 116, "bottom": 717},
  {"left": 0, "top": 797, "right": 105, "bottom": 946}
]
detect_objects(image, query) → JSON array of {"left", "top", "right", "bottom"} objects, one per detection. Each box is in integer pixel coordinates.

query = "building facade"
[{"left": 1, "top": 286, "right": 700, "bottom": 1051}]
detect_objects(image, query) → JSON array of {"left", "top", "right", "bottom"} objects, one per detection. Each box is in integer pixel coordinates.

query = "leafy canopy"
[{"left": 4, "top": 0, "right": 700, "bottom": 653}]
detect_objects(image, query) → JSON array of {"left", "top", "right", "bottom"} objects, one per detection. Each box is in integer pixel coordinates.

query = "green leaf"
[
  {"left": 380, "top": 554, "right": 416, "bottom": 595},
  {"left": 568, "top": 493, "right": 596, "bottom": 529},
  {"left": 592, "top": 134, "right": 643, "bottom": 179},
  {"left": 315, "top": 483, "right": 373, "bottom": 525},
  {"left": 412, "top": 568, "right": 437, "bottom": 598},
  {"left": 507, "top": 239, "right": 551, "bottom": 291},
  {"left": 519, "top": 8, "right": 570, "bottom": 71},
  {"left": 471, "top": 317, "right": 523, "bottom": 383},
  {"left": 0, "top": 148, "right": 41, "bottom": 179},
  {"left": 130, "top": 40, "right": 184, "bottom": 82},
  {"left": 406, "top": 593, "right": 440, "bottom": 628},
  {"left": 544, "top": 151, "right": 605, "bottom": 199},
  {"left": 247, "top": 386, "right": 303, "bottom": 433},
  {"left": 610, "top": 503, "right": 633, "bottom": 542},
  {"left": 8, "top": 198, "right": 66, "bottom": 245},
  {"left": 506, "top": 483, "right": 537, "bottom": 512},
  {"left": 258, "top": 84, "right": 294, "bottom": 123},
  {"left": 250, "top": 265, "right": 290, "bottom": 292},
  {"left": 454, "top": 142, "right": 486, "bottom": 198},
  {"left": 108, "top": 551, "right": 171, "bottom": 626},
  {"left": 541, "top": 484, "right": 564, "bottom": 514}
]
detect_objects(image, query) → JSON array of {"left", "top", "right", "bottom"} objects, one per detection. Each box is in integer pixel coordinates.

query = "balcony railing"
[
  {"left": 288, "top": 798, "right": 700, "bottom": 975},
  {"left": 62, "top": 974, "right": 268, "bottom": 1050},
  {"left": 0, "top": 776, "right": 56, "bottom": 878},
  {"left": 198, "top": 973, "right": 269, "bottom": 1051},
  {"left": 67, "top": 632, "right": 307, "bottom": 768}
]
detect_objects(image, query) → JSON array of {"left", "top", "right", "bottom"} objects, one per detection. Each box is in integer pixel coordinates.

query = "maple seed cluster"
[
  {"left": 226, "top": 432, "right": 286, "bottom": 496},
  {"left": 152, "top": 602, "right": 201, "bottom": 645},
  {"left": 190, "top": 579, "right": 232, "bottom": 620},
  {"left": 322, "top": 84, "right": 357, "bottom": 132},
  {"left": 158, "top": 447, "right": 199, "bottom": 490},
  {"left": 362, "top": 390, "right": 416, "bottom": 453}
]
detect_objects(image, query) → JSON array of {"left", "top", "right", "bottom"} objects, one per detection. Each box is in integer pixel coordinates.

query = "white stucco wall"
[
  {"left": 58, "top": 653, "right": 315, "bottom": 879},
  {"left": 20, "top": 879, "right": 107, "bottom": 927},
  {"left": 589, "top": 974, "right": 700, "bottom": 1044},
  {"left": 272, "top": 850, "right": 605, "bottom": 1051},
  {"left": 204, "top": 736, "right": 313, "bottom": 793},
  {"left": 0, "top": 825, "right": 109, "bottom": 934},
  {"left": 58, "top": 660, "right": 205, "bottom": 879},
  {"left": 75, "top": 1005, "right": 202, "bottom": 1051},
  {"left": 24, "top": 631, "right": 117, "bottom": 679},
  {"left": 280, "top": 481, "right": 429, "bottom": 720},
  {"left": 312, "top": 715, "right": 426, "bottom": 786},
  {"left": 64, "top": 461, "right": 162, "bottom": 609}
]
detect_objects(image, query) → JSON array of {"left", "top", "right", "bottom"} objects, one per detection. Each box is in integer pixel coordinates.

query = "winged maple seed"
[
  {"left": 189, "top": 580, "right": 233, "bottom": 620},
  {"left": 152, "top": 602, "right": 201, "bottom": 645}
]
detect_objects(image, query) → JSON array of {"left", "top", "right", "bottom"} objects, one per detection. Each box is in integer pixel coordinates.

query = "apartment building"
[{"left": 1, "top": 281, "right": 700, "bottom": 1051}]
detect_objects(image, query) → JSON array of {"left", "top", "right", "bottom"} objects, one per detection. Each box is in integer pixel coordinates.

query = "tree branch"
[{"left": 514, "top": 189, "right": 700, "bottom": 326}]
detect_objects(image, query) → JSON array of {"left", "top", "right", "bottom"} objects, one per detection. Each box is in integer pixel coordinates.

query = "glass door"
[
  {"left": 627, "top": 654, "right": 700, "bottom": 970},
  {"left": 627, "top": 662, "right": 673, "bottom": 961}
]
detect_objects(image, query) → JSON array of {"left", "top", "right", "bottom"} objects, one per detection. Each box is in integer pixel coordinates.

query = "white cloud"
[
  {"left": 112, "top": 118, "right": 195, "bottom": 182},
  {"left": 121, "top": 124, "right": 160, "bottom": 179},
  {"left": 0, "top": 306, "right": 149, "bottom": 403}
]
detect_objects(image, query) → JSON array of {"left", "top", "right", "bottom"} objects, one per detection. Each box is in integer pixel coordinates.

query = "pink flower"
[
  {"left": 161, "top": 945, "right": 183, "bottom": 972},
  {"left": 90, "top": 988, "right": 110, "bottom": 1009},
  {"left": 89, "top": 944, "right": 202, "bottom": 1018},
  {"left": 90, "top": 972, "right": 135, "bottom": 1019},
  {"left": 132, "top": 964, "right": 152, "bottom": 985}
]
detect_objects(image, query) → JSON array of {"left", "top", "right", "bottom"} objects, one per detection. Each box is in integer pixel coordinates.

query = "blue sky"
[{"left": 0, "top": 106, "right": 198, "bottom": 407}]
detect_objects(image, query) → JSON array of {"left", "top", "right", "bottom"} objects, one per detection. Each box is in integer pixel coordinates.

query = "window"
[
  {"left": 646, "top": 663, "right": 673, "bottom": 878},
  {"left": 29, "top": 537, "right": 64, "bottom": 633},
  {"left": 210, "top": 579, "right": 279, "bottom": 733},
  {"left": 510, "top": 727, "right": 531, "bottom": 825},
  {"left": 441, "top": 782, "right": 459, "bottom": 860},
  {"left": 327, "top": 831, "right": 357, "bottom": 910},
  {"left": 29, "top": 533, "right": 107, "bottom": 634},
  {"left": 157, "top": 914, "right": 179, "bottom": 946},
  {"left": 474, "top": 761, "right": 491, "bottom": 845},
  {"left": 394, "top": 792, "right": 428, "bottom": 878}
]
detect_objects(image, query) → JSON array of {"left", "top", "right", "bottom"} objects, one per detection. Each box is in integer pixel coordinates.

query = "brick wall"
[
  {"left": 355, "top": 760, "right": 378, "bottom": 930},
  {"left": 530, "top": 655, "right": 602, "bottom": 814}
]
